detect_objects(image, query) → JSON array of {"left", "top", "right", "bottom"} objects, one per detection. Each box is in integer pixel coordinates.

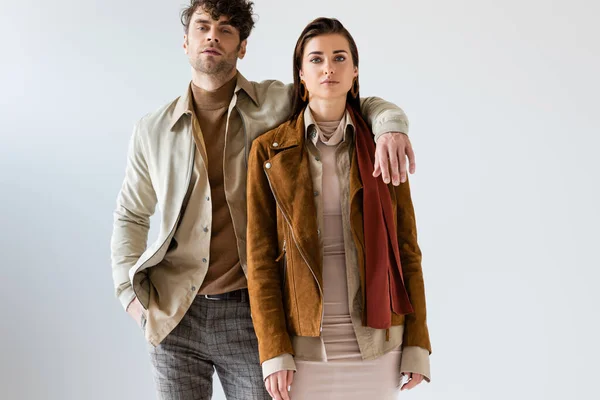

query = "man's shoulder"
[
  {"left": 135, "top": 95, "right": 182, "bottom": 133},
  {"left": 246, "top": 79, "right": 291, "bottom": 105}
]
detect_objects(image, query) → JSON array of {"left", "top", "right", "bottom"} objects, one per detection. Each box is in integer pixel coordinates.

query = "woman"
[{"left": 247, "top": 17, "right": 431, "bottom": 400}]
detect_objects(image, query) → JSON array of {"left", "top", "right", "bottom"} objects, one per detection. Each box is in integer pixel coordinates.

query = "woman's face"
[{"left": 299, "top": 33, "right": 358, "bottom": 102}]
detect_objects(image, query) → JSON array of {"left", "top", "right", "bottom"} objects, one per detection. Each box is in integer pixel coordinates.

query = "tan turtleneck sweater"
[{"left": 160, "top": 76, "right": 247, "bottom": 296}]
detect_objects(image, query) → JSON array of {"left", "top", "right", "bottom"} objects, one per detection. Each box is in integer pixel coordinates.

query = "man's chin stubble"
[{"left": 193, "top": 60, "right": 235, "bottom": 78}]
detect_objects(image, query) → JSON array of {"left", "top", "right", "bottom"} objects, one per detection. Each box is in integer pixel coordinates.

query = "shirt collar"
[
  {"left": 170, "top": 71, "right": 259, "bottom": 129},
  {"left": 303, "top": 106, "right": 355, "bottom": 146}
]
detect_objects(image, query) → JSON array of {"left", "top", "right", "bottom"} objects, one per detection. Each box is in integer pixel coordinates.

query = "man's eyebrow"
[{"left": 194, "top": 18, "right": 233, "bottom": 26}]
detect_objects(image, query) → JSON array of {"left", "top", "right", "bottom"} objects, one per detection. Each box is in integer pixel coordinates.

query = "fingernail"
[{"left": 393, "top": 179, "right": 399, "bottom": 186}]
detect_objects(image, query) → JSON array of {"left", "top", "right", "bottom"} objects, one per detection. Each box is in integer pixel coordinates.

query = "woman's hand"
[
  {"left": 400, "top": 372, "right": 424, "bottom": 391},
  {"left": 265, "top": 370, "right": 294, "bottom": 400}
]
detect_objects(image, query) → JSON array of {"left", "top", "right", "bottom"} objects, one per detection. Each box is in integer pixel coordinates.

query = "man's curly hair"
[{"left": 181, "top": 0, "right": 256, "bottom": 41}]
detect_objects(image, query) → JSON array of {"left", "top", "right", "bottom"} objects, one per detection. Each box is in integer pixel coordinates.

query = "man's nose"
[{"left": 207, "top": 28, "right": 220, "bottom": 43}]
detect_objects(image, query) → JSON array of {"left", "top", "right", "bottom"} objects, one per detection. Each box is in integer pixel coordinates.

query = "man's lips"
[{"left": 202, "top": 49, "right": 222, "bottom": 55}]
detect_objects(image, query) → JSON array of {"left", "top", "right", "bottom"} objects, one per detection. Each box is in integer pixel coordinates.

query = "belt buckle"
[{"left": 203, "top": 294, "right": 222, "bottom": 301}]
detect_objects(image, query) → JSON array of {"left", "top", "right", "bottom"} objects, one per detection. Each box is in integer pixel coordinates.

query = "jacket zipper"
[
  {"left": 264, "top": 172, "right": 324, "bottom": 332},
  {"left": 275, "top": 239, "right": 287, "bottom": 288}
]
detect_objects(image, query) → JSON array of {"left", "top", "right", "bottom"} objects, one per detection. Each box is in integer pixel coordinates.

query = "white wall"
[{"left": 1, "top": 0, "right": 598, "bottom": 399}]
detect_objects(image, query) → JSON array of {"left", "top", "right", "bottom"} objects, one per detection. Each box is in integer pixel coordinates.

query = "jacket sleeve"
[
  {"left": 394, "top": 178, "right": 432, "bottom": 354},
  {"left": 360, "top": 97, "right": 410, "bottom": 141},
  {"left": 246, "top": 138, "right": 295, "bottom": 364},
  {"left": 110, "top": 121, "right": 157, "bottom": 310},
  {"left": 261, "top": 353, "right": 297, "bottom": 381},
  {"left": 400, "top": 346, "right": 431, "bottom": 382}
]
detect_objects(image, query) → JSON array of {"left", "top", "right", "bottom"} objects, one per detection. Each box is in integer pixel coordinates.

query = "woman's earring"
[
  {"left": 350, "top": 77, "right": 359, "bottom": 98},
  {"left": 300, "top": 80, "right": 309, "bottom": 102}
]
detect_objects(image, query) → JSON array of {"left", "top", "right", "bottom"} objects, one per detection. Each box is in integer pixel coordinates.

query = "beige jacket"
[{"left": 110, "top": 72, "right": 410, "bottom": 346}]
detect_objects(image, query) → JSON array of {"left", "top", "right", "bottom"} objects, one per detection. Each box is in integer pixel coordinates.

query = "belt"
[{"left": 201, "top": 288, "right": 248, "bottom": 302}]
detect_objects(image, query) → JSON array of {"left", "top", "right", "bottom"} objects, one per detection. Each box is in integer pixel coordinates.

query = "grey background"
[{"left": 1, "top": 0, "right": 599, "bottom": 399}]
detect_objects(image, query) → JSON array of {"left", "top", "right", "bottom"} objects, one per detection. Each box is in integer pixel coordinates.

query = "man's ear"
[
  {"left": 183, "top": 35, "right": 189, "bottom": 55},
  {"left": 238, "top": 39, "right": 248, "bottom": 59}
]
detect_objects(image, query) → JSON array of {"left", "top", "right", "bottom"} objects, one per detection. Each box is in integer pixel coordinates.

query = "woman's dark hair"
[
  {"left": 290, "top": 17, "right": 361, "bottom": 120},
  {"left": 180, "top": 0, "right": 255, "bottom": 42}
]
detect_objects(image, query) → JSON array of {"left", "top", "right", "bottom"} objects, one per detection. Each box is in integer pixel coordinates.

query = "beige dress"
[{"left": 289, "top": 120, "right": 402, "bottom": 400}]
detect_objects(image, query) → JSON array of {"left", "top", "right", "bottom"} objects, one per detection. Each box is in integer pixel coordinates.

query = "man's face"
[{"left": 183, "top": 9, "right": 247, "bottom": 77}]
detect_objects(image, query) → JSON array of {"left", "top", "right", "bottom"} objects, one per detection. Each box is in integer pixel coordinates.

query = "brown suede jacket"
[{"left": 247, "top": 114, "right": 431, "bottom": 364}]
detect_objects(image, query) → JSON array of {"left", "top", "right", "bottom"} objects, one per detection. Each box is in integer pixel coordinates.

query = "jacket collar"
[
  {"left": 169, "top": 71, "right": 259, "bottom": 130},
  {"left": 269, "top": 113, "right": 305, "bottom": 150}
]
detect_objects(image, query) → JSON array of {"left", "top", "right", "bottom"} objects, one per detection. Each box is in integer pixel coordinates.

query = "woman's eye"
[
  {"left": 310, "top": 58, "right": 322, "bottom": 63},
  {"left": 335, "top": 56, "right": 346, "bottom": 62}
]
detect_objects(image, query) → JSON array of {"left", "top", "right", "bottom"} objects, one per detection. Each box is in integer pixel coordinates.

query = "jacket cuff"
[
  {"left": 373, "top": 119, "right": 409, "bottom": 142},
  {"left": 262, "top": 353, "right": 296, "bottom": 381},
  {"left": 118, "top": 284, "right": 136, "bottom": 311},
  {"left": 400, "top": 346, "right": 431, "bottom": 382}
]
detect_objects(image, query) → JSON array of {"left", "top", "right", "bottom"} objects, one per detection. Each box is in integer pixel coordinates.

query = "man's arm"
[
  {"left": 359, "top": 97, "right": 416, "bottom": 185},
  {"left": 254, "top": 81, "right": 416, "bottom": 185},
  {"left": 359, "top": 97, "right": 410, "bottom": 141},
  {"left": 110, "top": 121, "right": 157, "bottom": 311}
]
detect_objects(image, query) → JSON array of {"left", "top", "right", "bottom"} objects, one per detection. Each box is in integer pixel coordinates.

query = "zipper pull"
[{"left": 275, "top": 239, "right": 286, "bottom": 262}]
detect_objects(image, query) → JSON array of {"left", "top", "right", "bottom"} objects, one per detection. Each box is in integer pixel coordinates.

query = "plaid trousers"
[{"left": 144, "top": 293, "right": 270, "bottom": 400}]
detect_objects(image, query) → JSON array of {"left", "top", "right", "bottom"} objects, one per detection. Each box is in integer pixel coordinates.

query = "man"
[{"left": 111, "top": 1, "right": 416, "bottom": 399}]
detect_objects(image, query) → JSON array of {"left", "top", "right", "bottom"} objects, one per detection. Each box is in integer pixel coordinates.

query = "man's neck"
[{"left": 191, "top": 68, "right": 238, "bottom": 92}]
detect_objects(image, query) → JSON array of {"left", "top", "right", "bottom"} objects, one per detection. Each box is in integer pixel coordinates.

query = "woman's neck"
[{"left": 308, "top": 96, "right": 346, "bottom": 122}]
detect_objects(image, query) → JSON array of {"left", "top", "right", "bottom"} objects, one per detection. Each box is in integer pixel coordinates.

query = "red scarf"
[{"left": 348, "top": 105, "right": 414, "bottom": 329}]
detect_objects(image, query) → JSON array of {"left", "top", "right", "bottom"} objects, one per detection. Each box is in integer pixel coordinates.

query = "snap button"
[
  {"left": 265, "top": 162, "right": 272, "bottom": 169},
  {"left": 272, "top": 142, "right": 279, "bottom": 147}
]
